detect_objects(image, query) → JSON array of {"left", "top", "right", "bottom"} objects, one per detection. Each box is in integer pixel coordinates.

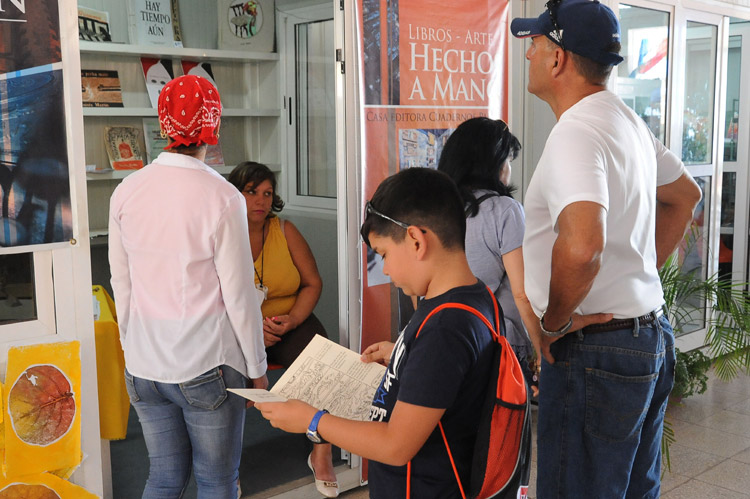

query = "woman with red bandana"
[{"left": 109, "top": 74, "right": 267, "bottom": 499}]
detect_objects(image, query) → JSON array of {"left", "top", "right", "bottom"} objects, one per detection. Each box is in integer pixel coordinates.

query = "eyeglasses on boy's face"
[
  {"left": 545, "top": 0, "right": 565, "bottom": 51},
  {"left": 365, "top": 201, "right": 426, "bottom": 233}
]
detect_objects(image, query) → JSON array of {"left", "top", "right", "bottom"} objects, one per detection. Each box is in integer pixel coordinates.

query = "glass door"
[
  {"left": 720, "top": 20, "right": 750, "bottom": 288},
  {"left": 617, "top": 3, "right": 671, "bottom": 143},
  {"left": 672, "top": 11, "right": 726, "bottom": 351}
]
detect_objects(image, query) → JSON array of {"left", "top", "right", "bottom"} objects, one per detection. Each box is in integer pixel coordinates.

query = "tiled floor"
[{"left": 339, "top": 369, "right": 750, "bottom": 499}]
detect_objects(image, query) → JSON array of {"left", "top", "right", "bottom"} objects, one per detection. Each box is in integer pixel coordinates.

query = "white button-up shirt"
[{"left": 109, "top": 152, "right": 266, "bottom": 383}]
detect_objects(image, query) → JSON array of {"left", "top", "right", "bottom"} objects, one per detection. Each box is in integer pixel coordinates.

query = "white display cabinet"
[{"left": 78, "top": 0, "right": 282, "bottom": 236}]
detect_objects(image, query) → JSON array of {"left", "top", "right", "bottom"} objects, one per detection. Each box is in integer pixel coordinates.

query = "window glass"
[
  {"left": 724, "top": 35, "right": 741, "bottom": 162},
  {"left": 682, "top": 21, "right": 718, "bottom": 165},
  {"left": 295, "top": 19, "right": 336, "bottom": 198},
  {"left": 675, "top": 176, "right": 710, "bottom": 336},
  {"left": 617, "top": 5, "right": 670, "bottom": 142},
  {"left": 719, "top": 172, "right": 736, "bottom": 281},
  {"left": 0, "top": 253, "right": 36, "bottom": 325}
]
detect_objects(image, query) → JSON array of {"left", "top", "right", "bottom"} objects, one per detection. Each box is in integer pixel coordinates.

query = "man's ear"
[
  {"left": 406, "top": 226, "right": 429, "bottom": 260},
  {"left": 550, "top": 47, "right": 568, "bottom": 78}
]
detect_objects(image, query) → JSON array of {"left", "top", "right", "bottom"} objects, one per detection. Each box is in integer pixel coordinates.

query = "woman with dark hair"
[
  {"left": 228, "top": 161, "right": 339, "bottom": 498},
  {"left": 438, "top": 117, "right": 541, "bottom": 394}
]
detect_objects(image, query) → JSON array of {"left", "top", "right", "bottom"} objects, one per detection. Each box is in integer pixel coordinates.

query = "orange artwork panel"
[{"left": 3, "top": 342, "right": 82, "bottom": 478}]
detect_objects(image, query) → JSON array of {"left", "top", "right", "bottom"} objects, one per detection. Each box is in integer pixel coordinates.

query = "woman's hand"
[
  {"left": 255, "top": 399, "right": 318, "bottom": 434},
  {"left": 361, "top": 341, "right": 395, "bottom": 366},
  {"left": 263, "top": 315, "right": 297, "bottom": 337},
  {"left": 264, "top": 330, "right": 282, "bottom": 347}
]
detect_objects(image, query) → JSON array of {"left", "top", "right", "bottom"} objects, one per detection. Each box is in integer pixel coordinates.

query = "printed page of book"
[{"left": 269, "top": 334, "right": 385, "bottom": 421}]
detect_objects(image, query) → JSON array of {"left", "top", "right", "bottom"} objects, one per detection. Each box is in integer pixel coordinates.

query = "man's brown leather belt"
[{"left": 582, "top": 308, "right": 665, "bottom": 333}]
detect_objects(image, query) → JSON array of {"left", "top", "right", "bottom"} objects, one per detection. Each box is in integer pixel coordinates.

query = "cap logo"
[
  {"left": 549, "top": 29, "right": 563, "bottom": 43},
  {"left": 517, "top": 30, "right": 531, "bottom": 36}
]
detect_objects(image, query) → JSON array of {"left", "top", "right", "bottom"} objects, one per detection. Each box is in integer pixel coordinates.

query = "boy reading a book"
[{"left": 256, "top": 167, "right": 497, "bottom": 498}]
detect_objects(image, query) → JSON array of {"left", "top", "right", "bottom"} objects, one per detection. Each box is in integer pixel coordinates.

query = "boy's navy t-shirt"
[{"left": 368, "top": 280, "right": 497, "bottom": 499}]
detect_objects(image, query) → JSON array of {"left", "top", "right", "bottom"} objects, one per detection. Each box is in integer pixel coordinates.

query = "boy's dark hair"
[
  {"left": 227, "top": 161, "right": 285, "bottom": 213},
  {"left": 437, "top": 117, "right": 521, "bottom": 217},
  {"left": 360, "top": 167, "right": 465, "bottom": 250}
]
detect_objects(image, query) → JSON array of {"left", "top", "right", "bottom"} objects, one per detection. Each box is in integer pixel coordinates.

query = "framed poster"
[{"left": 0, "top": 0, "right": 74, "bottom": 250}]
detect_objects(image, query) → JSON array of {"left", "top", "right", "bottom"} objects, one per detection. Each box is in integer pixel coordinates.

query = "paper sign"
[
  {"left": 269, "top": 335, "right": 386, "bottom": 421},
  {"left": 227, "top": 389, "right": 287, "bottom": 403}
]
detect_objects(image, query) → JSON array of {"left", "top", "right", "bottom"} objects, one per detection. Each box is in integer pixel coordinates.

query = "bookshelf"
[{"left": 78, "top": 0, "right": 282, "bottom": 236}]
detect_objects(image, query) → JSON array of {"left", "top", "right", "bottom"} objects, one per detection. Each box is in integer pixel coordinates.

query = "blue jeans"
[
  {"left": 124, "top": 365, "right": 248, "bottom": 499},
  {"left": 537, "top": 315, "right": 675, "bottom": 499}
]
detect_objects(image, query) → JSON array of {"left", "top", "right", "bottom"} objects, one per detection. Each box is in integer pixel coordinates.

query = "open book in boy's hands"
[{"left": 229, "top": 335, "right": 386, "bottom": 421}]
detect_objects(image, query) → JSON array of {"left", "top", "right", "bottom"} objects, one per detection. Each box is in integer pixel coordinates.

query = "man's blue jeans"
[
  {"left": 537, "top": 315, "right": 675, "bottom": 499},
  {"left": 124, "top": 365, "right": 248, "bottom": 499}
]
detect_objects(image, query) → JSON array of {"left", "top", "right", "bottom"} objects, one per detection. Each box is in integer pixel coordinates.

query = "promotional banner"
[
  {"left": 0, "top": 0, "right": 73, "bottom": 249},
  {"left": 358, "top": 0, "right": 509, "bottom": 351}
]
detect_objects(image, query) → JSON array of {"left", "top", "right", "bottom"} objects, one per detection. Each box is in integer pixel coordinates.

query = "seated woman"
[
  {"left": 229, "top": 161, "right": 339, "bottom": 498},
  {"left": 437, "top": 117, "right": 542, "bottom": 395}
]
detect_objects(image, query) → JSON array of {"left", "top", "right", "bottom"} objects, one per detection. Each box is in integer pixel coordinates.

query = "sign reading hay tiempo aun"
[{"left": 127, "top": 0, "right": 183, "bottom": 47}]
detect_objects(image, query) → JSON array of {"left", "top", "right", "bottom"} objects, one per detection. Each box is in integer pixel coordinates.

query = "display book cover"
[
  {"left": 127, "top": 0, "right": 183, "bottom": 47},
  {"left": 141, "top": 58, "right": 175, "bottom": 108},
  {"left": 78, "top": 6, "right": 112, "bottom": 42},
  {"left": 218, "top": 0, "right": 275, "bottom": 52},
  {"left": 104, "top": 126, "right": 145, "bottom": 170},
  {"left": 143, "top": 118, "right": 224, "bottom": 168},
  {"left": 81, "top": 69, "right": 123, "bottom": 107}
]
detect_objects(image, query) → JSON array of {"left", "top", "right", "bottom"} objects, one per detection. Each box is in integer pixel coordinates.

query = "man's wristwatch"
[
  {"left": 306, "top": 409, "right": 329, "bottom": 444},
  {"left": 540, "top": 313, "right": 573, "bottom": 338}
]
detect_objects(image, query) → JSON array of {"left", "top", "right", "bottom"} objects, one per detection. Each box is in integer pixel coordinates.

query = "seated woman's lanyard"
[{"left": 254, "top": 218, "right": 269, "bottom": 301}]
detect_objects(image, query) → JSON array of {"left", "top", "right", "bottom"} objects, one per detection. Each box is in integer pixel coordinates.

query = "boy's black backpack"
[{"left": 406, "top": 286, "right": 532, "bottom": 499}]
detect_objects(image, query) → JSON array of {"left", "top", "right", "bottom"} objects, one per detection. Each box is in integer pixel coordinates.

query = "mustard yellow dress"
[{"left": 253, "top": 216, "right": 327, "bottom": 366}]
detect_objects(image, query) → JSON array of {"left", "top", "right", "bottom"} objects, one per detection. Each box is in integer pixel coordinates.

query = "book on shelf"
[
  {"left": 181, "top": 61, "right": 218, "bottom": 90},
  {"left": 142, "top": 118, "right": 168, "bottom": 164},
  {"left": 218, "top": 0, "right": 275, "bottom": 52},
  {"left": 127, "top": 0, "right": 183, "bottom": 47},
  {"left": 78, "top": 6, "right": 112, "bottom": 42},
  {"left": 205, "top": 141, "right": 225, "bottom": 168},
  {"left": 81, "top": 69, "right": 123, "bottom": 107},
  {"left": 141, "top": 58, "right": 175, "bottom": 108},
  {"left": 104, "top": 126, "right": 145, "bottom": 170},
  {"left": 170, "top": 0, "right": 183, "bottom": 45}
]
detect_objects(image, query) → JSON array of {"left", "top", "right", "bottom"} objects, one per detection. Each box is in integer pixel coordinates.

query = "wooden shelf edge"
[
  {"left": 79, "top": 41, "right": 279, "bottom": 62},
  {"left": 87, "top": 164, "right": 281, "bottom": 181},
  {"left": 83, "top": 108, "right": 280, "bottom": 118}
]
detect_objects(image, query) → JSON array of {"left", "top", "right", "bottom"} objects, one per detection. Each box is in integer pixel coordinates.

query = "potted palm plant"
[{"left": 659, "top": 248, "right": 750, "bottom": 471}]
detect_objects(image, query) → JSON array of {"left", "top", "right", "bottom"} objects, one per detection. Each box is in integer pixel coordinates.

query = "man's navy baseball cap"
[{"left": 511, "top": 0, "right": 624, "bottom": 66}]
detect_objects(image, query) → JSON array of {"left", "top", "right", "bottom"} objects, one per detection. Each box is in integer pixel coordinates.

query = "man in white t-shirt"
[{"left": 511, "top": 1, "right": 701, "bottom": 497}]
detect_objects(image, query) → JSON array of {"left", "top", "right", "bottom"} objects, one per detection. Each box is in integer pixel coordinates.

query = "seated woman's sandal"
[{"left": 307, "top": 453, "right": 339, "bottom": 498}]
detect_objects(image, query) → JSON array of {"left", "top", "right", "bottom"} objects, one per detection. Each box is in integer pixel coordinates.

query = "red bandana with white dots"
[{"left": 158, "top": 74, "right": 222, "bottom": 149}]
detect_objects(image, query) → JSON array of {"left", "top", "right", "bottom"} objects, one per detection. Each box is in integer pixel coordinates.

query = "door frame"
[{"left": 0, "top": 1, "right": 104, "bottom": 495}]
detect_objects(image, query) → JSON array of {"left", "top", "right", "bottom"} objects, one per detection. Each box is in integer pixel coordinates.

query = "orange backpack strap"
[{"left": 406, "top": 286, "right": 498, "bottom": 499}]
